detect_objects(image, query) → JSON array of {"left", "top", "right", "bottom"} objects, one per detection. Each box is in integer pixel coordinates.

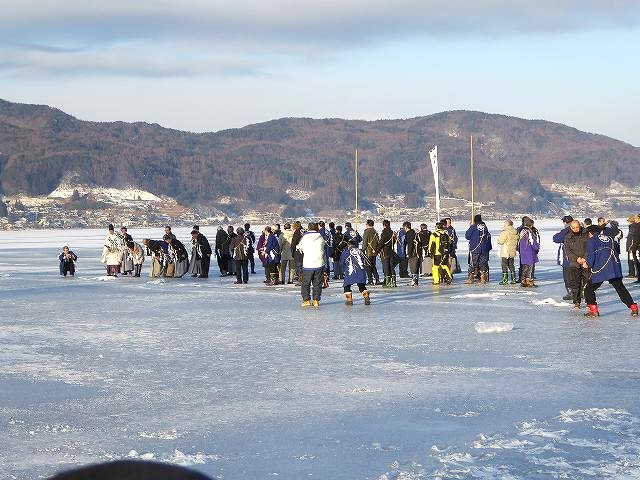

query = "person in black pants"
[
  {"left": 582, "top": 224, "right": 638, "bottom": 317},
  {"left": 244, "top": 223, "right": 256, "bottom": 274},
  {"left": 376, "top": 219, "right": 396, "bottom": 288}
]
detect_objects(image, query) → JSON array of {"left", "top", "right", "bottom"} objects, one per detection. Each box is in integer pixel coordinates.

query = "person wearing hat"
[
  {"left": 101, "top": 224, "right": 123, "bottom": 276},
  {"left": 340, "top": 238, "right": 371, "bottom": 305},
  {"left": 465, "top": 214, "right": 492, "bottom": 284},
  {"left": 553, "top": 215, "right": 575, "bottom": 300},
  {"left": 582, "top": 224, "right": 638, "bottom": 318},
  {"left": 428, "top": 222, "right": 453, "bottom": 285},
  {"left": 190, "top": 229, "right": 212, "bottom": 278},
  {"left": 518, "top": 217, "right": 540, "bottom": 288}
]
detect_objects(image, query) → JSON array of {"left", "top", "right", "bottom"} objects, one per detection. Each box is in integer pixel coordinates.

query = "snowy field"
[{"left": 2, "top": 220, "right": 640, "bottom": 480}]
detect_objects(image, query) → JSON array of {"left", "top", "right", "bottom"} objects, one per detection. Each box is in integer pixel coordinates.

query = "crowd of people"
[{"left": 56, "top": 214, "right": 640, "bottom": 315}]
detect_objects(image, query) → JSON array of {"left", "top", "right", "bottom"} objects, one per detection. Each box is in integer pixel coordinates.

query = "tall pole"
[
  {"left": 470, "top": 135, "right": 475, "bottom": 222},
  {"left": 355, "top": 149, "right": 359, "bottom": 232}
]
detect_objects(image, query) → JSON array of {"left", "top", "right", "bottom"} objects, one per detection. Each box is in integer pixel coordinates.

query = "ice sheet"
[{"left": 1, "top": 219, "right": 639, "bottom": 480}]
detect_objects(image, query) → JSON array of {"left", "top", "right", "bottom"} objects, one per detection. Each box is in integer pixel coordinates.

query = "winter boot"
[
  {"left": 631, "top": 303, "right": 639, "bottom": 317},
  {"left": 584, "top": 304, "right": 600, "bottom": 318},
  {"left": 301, "top": 300, "right": 312, "bottom": 307},
  {"left": 269, "top": 273, "right": 278, "bottom": 285},
  {"left": 410, "top": 274, "right": 418, "bottom": 287},
  {"left": 391, "top": 275, "right": 397, "bottom": 288},
  {"left": 465, "top": 272, "right": 474, "bottom": 284},
  {"left": 499, "top": 273, "right": 508, "bottom": 285},
  {"left": 312, "top": 300, "right": 320, "bottom": 308},
  {"left": 480, "top": 271, "right": 489, "bottom": 284},
  {"left": 363, "top": 290, "right": 371, "bottom": 305},
  {"left": 322, "top": 273, "right": 329, "bottom": 289},
  {"left": 562, "top": 288, "right": 572, "bottom": 301},
  {"left": 510, "top": 272, "right": 517, "bottom": 284},
  {"left": 344, "top": 292, "right": 353, "bottom": 306},
  {"left": 528, "top": 278, "right": 538, "bottom": 288}
]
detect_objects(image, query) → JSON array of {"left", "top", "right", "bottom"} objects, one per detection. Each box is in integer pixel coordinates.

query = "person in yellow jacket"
[{"left": 428, "top": 222, "right": 453, "bottom": 285}]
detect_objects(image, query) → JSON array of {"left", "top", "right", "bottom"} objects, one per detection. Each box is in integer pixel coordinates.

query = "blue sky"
[{"left": 1, "top": 1, "right": 639, "bottom": 145}]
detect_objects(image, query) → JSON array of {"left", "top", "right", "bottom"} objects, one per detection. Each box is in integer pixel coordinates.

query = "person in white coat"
[
  {"left": 297, "top": 222, "right": 326, "bottom": 307},
  {"left": 101, "top": 224, "right": 123, "bottom": 276}
]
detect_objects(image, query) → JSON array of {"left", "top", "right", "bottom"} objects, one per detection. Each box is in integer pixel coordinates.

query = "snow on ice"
[{"left": 1, "top": 220, "right": 640, "bottom": 480}]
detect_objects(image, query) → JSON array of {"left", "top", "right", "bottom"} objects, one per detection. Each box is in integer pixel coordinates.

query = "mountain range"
[{"left": 1, "top": 98, "right": 638, "bottom": 215}]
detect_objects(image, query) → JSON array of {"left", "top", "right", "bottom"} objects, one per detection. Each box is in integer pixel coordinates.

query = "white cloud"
[{"left": 0, "top": 1, "right": 638, "bottom": 77}]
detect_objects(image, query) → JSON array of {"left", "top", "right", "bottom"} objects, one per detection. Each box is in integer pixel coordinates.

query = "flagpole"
[
  {"left": 355, "top": 149, "right": 359, "bottom": 232},
  {"left": 470, "top": 135, "right": 475, "bottom": 222}
]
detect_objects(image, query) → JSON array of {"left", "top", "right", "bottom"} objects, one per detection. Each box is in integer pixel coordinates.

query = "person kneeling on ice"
[
  {"left": 582, "top": 225, "right": 638, "bottom": 318},
  {"left": 297, "top": 222, "right": 326, "bottom": 307},
  {"left": 59, "top": 246, "right": 77, "bottom": 276},
  {"left": 340, "top": 238, "right": 371, "bottom": 305}
]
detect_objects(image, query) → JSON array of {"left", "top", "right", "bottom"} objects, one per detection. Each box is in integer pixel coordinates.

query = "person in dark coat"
[
  {"left": 291, "top": 221, "right": 304, "bottom": 285},
  {"left": 583, "top": 225, "right": 638, "bottom": 317},
  {"left": 465, "top": 214, "right": 492, "bottom": 284},
  {"left": 244, "top": 223, "right": 257, "bottom": 274},
  {"left": 230, "top": 227, "right": 250, "bottom": 284},
  {"left": 396, "top": 227, "right": 408, "bottom": 278},
  {"left": 563, "top": 220, "right": 590, "bottom": 308},
  {"left": 190, "top": 230, "right": 212, "bottom": 278},
  {"left": 553, "top": 215, "right": 574, "bottom": 300},
  {"left": 59, "top": 246, "right": 77, "bottom": 276},
  {"left": 262, "top": 226, "right": 281, "bottom": 285},
  {"left": 403, "top": 222, "right": 421, "bottom": 286},
  {"left": 625, "top": 216, "right": 637, "bottom": 278},
  {"left": 215, "top": 227, "right": 231, "bottom": 276},
  {"left": 361, "top": 219, "right": 380, "bottom": 285},
  {"left": 142, "top": 238, "right": 169, "bottom": 277},
  {"left": 332, "top": 225, "right": 348, "bottom": 279},
  {"left": 443, "top": 218, "right": 461, "bottom": 273},
  {"left": 340, "top": 239, "right": 370, "bottom": 305},
  {"left": 418, "top": 223, "right": 432, "bottom": 277},
  {"left": 518, "top": 218, "right": 540, "bottom": 288},
  {"left": 376, "top": 219, "right": 397, "bottom": 288},
  {"left": 165, "top": 236, "right": 190, "bottom": 278}
]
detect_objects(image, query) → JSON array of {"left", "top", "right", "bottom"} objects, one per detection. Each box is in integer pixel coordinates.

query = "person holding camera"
[{"left": 58, "top": 246, "right": 78, "bottom": 276}]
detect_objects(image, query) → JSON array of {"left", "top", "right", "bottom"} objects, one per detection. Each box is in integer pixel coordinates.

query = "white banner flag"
[{"left": 429, "top": 145, "right": 440, "bottom": 219}]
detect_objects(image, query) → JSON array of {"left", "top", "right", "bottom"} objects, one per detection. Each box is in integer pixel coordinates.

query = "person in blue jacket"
[
  {"left": 582, "top": 225, "right": 638, "bottom": 318},
  {"left": 553, "top": 215, "right": 574, "bottom": 300},
  {"left": 465, "top": 214, "right": 492, "bottom": 284},
  {"left": 263, "top": 226, "right": 281, "bottom": 285},
  {"left": 340, "top": 238, "right": 370, "bottom": 306}
]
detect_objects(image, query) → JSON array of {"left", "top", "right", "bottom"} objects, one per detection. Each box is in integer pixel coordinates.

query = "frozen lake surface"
[{"left": 1, "top": 221, "right": 640, "bottom": 479}]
